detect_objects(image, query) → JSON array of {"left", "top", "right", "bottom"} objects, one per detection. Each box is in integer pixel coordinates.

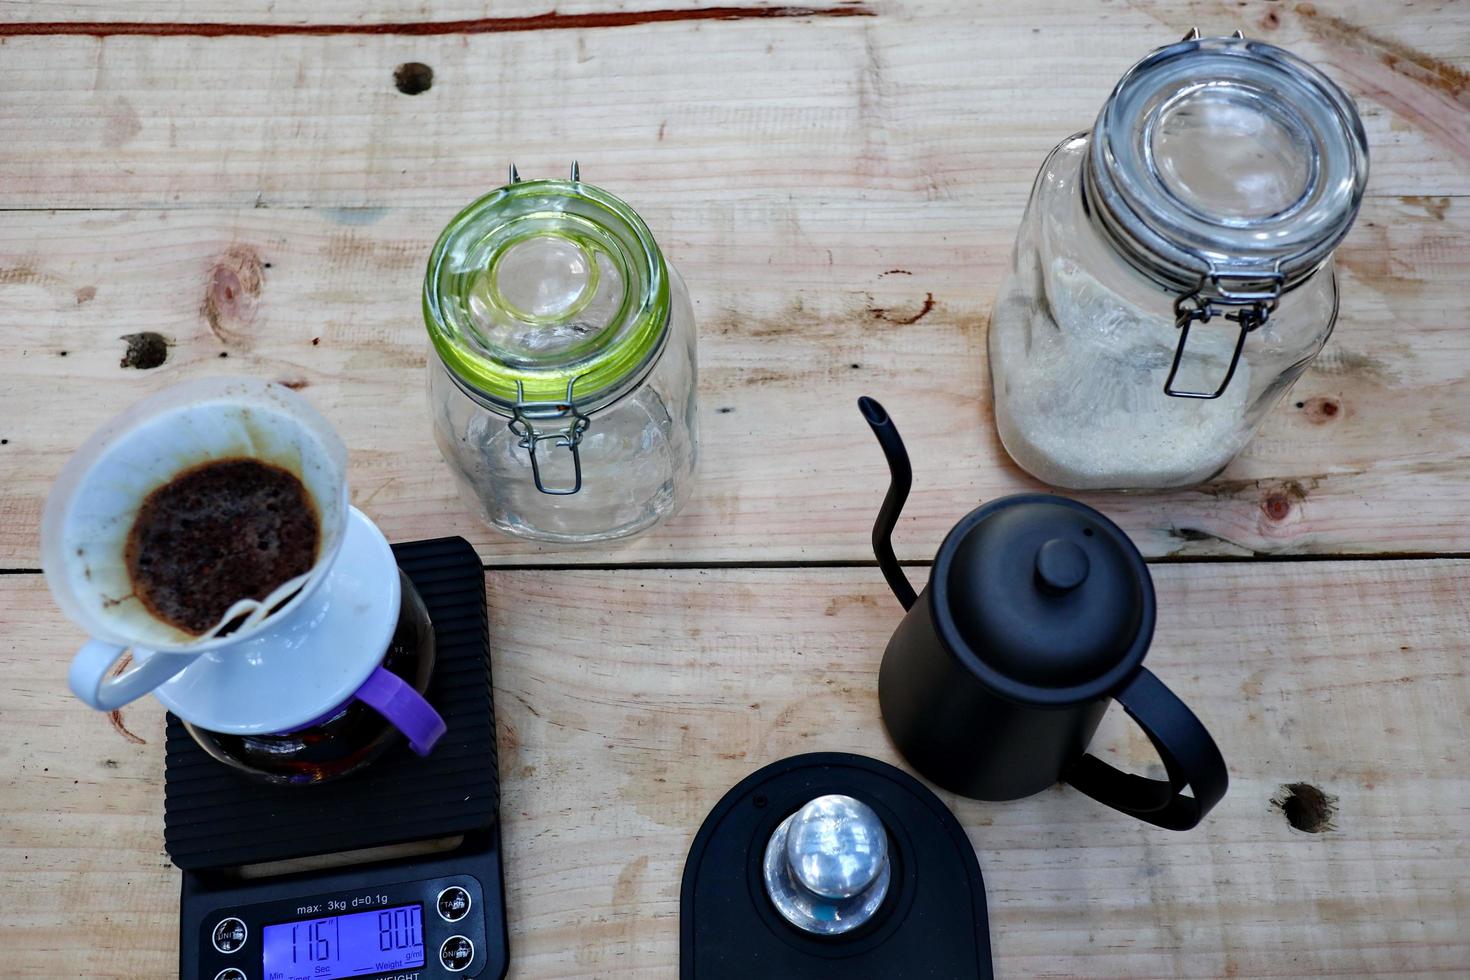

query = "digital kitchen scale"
[{"left": 164, "top": 537, "right": 510, "bottom": 980}]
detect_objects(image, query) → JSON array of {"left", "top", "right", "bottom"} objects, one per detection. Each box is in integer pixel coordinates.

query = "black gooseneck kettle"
[{"left": 859, "top": 397, "right": 1227, "bottom": 830}]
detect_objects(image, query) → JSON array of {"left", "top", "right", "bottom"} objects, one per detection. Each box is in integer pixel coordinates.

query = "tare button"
[
  {"left": 211, "top": 917, "right": 248, "bottom": 954},
  {"left": 213, "top": 968, "right": 247, "bottom": 980},
  {"left": 436, "top": 885, "right": 472, "bottom": 922},
  {"left": 440, "top": 935, "right": 475, "bottom": 972}
]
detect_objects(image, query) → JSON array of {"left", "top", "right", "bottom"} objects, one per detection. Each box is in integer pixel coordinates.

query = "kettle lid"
[{"left": 932, "top": 495, "right": 1155, "bottom": 705}]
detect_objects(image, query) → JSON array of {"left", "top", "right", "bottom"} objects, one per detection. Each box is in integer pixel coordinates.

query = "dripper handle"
[
  {"left": 69, "top": 640, "right": 197, "bottom": 711},
  {"left": 859, "top": 397, "right": 918, "bottom": 610}
]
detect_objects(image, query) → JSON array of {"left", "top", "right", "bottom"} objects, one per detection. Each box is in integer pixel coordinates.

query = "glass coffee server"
[
  {"left": 988, "top": 32, "right": 1369, "bottom": 490},
  {"left": 424, "top": 165, "right": 698, "bottom": 542}
]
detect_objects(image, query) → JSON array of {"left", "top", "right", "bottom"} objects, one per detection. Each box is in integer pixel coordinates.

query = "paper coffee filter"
[{"left": 41, "top": 377, "right": 349, "bottom": 652}]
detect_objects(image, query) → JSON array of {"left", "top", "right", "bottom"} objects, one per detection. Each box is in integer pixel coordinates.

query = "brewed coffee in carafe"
[{"left": 186, "top": 569, "right": 438, "bottom": 785}]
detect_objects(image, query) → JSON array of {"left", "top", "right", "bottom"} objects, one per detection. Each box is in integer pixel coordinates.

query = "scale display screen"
[{"left": 262, "top": 904, "right": 425, "bottom": 980}]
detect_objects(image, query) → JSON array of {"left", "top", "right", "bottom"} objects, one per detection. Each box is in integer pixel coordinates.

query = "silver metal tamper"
[{"left": 762, "top": 794, "right": 891, "bottom": 935}]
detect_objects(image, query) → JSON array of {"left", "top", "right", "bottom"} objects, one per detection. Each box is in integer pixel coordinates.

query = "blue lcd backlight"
[{"left": 263, "top": 904, "right": 425, "bottom": 980}]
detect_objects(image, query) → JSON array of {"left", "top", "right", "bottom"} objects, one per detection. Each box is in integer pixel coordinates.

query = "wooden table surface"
[{"left": 1, "top": 1, "right": 1467, "bottom": 977}]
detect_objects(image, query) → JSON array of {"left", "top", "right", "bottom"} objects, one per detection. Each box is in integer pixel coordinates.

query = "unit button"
[
  {"left": 437, "top": 885, "right": 473, "bottom": 923},
  {"left": 440, "top": 935, "right": 475, "bottom": 972},
  {"left": 213, "top": 969, "right": 247, "bottom": 980},
  {"left": 211, "top": 917, "right": 248, "bottom": 954}
]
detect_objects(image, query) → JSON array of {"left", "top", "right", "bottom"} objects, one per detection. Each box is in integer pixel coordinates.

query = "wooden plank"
[
  {"left": 2, "top": 559, "right": 1466, "bottom": 976},
  {"left": 0, "top": 2, "right": 1464, "bottom": 210},
  {"left": 1, "top": 194, "right": 1467, "bottom": 565},
  {"left": 2, "top": 0, "right": 1464, "bottom": 41},
  {"left": 1, "top": 0, "right": 1463, "bottom": 30}
]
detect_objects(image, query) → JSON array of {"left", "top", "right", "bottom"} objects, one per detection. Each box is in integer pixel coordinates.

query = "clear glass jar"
[
  {"left": 424, "top": 171, "right": 698, "bottom": 542},
  {"left": 989, "top": 35, "right": 1368, "bottom": 490}
]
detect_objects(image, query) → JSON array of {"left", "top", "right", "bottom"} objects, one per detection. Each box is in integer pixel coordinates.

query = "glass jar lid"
[
  {"left": 1086, "top": 35, "right": 1369, "bottom": 295},
  {"left": 423, "top": 174, "right": 671, "bottom": 410}
]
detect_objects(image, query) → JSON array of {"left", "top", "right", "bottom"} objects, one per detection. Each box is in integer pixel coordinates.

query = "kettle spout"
[{"left": 859, "top": 397, "right": 918, "bottom": 611}]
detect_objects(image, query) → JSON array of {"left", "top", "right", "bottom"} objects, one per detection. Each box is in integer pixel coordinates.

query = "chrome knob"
[
  {"left": 763, "top": 794, "right": 891, "bottom": 935},
  {"left": 788, "top": 795, "right": 888, "bottom": 898}
]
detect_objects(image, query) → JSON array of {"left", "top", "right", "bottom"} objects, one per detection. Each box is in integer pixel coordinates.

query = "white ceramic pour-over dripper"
[{"left": 41, "top": 377, "right": 349, "bottom": 710}]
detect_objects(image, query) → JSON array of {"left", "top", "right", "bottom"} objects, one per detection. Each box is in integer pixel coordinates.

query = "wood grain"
[
  {"left": 0, "top": 1, "right": 1464, "bottom": 210},
  {"left": 0, "top": 5, "right": 878, "bottom": 39},
  {"left": 2, "top": 561, "right": 1466, "bottom": 977},
  {"left": 0, "top": 0, "right": 867, "bottom": 24},
  {"left": 1, "top": 195, "right": 1466, "bottom": 566}
]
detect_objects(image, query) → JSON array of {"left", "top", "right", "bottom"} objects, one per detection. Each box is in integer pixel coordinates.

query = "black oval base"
[{"left": 680, "top": 752, "right": 993, "bottom": 979}]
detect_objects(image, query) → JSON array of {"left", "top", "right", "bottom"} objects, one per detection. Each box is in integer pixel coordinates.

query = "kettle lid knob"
[
  {"left": 1035, "top": 537, "right": 1090, "bottom": 594},
  {"left": 762, "top": 794, "right": 892, "bottom": 935}
]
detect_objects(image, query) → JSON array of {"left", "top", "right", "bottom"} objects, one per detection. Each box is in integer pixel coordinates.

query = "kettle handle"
[
  {"left": 1064, "top": 667, "right": 1229, "bottom": 830},
  {"left": 859, "top": 397, "right": 918, "bottom": 611}
]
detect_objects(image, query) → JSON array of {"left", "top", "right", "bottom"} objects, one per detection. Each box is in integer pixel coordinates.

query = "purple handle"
[{"left": 354, "top": 666, "right": 446, "bottom": 757}]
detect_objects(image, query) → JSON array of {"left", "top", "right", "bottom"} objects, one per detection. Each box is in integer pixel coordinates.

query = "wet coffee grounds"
[{"left": 126, "top": 458, "right": 319, "bottom": 635}]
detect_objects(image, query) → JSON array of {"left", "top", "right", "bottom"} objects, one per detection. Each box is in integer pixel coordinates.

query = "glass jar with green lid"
[{"left": 424, "top": 167, "right": 698, "bottom": 542}]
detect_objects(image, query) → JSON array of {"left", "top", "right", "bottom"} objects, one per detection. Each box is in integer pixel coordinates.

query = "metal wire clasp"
[
  {"left": 1164, "top": 270, "right": 1283, "bottom": 399},
  {"left": 508, "top": 377, "right": 591, "bottom": 495},
  {"left": 508, "top": 161, "right": 580, "bottom": 184}
]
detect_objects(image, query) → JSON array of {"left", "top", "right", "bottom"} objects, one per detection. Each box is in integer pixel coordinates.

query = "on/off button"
[
  {"left": 440, "top": 935, "right": 474, "bottom": 972},
  {"left": 436, "top": 886, "right": 472, "bottom": 923}
]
